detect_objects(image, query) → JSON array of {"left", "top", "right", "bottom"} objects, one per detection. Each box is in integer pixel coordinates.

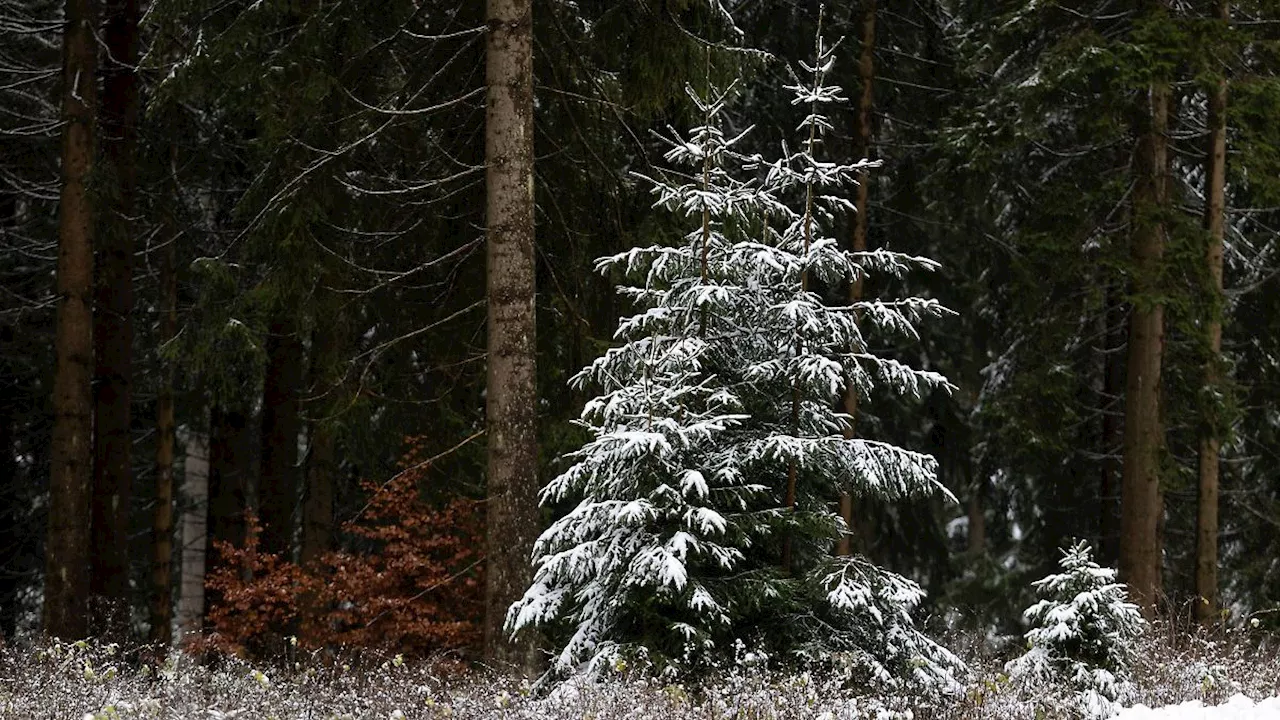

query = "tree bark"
[
  {"left": 44, "top": 0, "right": 98, "bottom": 641},
  {"left": 149, "top": 228, "right": 178, "bottom": 647},
  {"left": 207, "top": 406, "right": 251, "bottom": 558},
  {"left": 1099, "top": 284, "right": 1126, "bottom": 568},
  {"left": 838, "top": 0, "right": 876, "bottom": 557},
  {"left": 0, "top": 381, "right": 18, "bottom": 642},
  {"left": 483, "top": 0, "right": 540, "bottom": 671},
  {"left": 259, "top": 321, "right": 304, "bottom": 558},
  {"left": 90, "top": 0, "right": 140, "bottom": 638},
  {"left": 1119, "top": 43, "right": 1170, "bottom": 616},
  {"left": 1196, "top": 0, "right": 1229, "bottom": 625},
  {"left": 177, "top": 431, "right": 208, "bottom": 640},
  {"left": 301, "top": 300, "right": 345, "bottom": 566}
]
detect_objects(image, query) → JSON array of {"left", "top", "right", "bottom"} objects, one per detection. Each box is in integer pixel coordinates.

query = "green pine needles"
[
  {"left": 1007, "top": 541, "right": 1146, "bottom": 718},
  {"left": 508, "top": 30, "right": 960, "bottom": 692}
]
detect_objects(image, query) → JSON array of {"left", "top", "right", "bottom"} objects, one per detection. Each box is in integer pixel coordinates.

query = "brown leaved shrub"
[{"left": 201, "top": 441, "right": 484, "bottom": 659}]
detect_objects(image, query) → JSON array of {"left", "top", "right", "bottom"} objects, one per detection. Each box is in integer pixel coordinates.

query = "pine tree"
[
  {"left": 1007, "top": 541, "right": 1145, "bottom": 718},
  {"left": 509, "top": 32, "right": 958, "bottom": 690}
]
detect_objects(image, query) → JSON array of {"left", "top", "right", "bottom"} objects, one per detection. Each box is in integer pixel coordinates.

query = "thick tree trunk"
[
  {"left": 44, "top": 0, "right": 98, "bottom": 641},
  {"left": 1196, "top": 0, "right": 1228, "bottom": 624},
  {"left": 259, "top": 322, "right": 304, "bottom": 558},
  {"left": 1119, "top": 61, "right": 1170, "bottom": 617},
  {"left": 177, "top": 431, "right": 209, "bottom": 640},
  {"left": 838, "top": 0, "right": 876, "bottom": 557},
  {"left": 483, "top": 0, "right": 540, "bottom": 671},
  {"left": 149, "top": 230, "right": 177, "bottom": 647},
  {"left": 90, "top": 0, "right": 140, "bottom": 638}
]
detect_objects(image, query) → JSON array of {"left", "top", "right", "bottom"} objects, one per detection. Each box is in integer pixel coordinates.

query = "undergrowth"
[{"left": 0, "top": 622, "right": 1276, "bottom": 720}]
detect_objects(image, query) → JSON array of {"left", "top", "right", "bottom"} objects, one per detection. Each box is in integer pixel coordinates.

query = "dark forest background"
[{"left": 2, "top": 0, "right": 1280, "bottom": 660}]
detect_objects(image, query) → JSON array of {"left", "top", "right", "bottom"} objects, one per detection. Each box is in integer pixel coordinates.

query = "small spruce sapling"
[
  {"left": 508, "top": 26, "right": 959, "bottom": 691},
  {"left": 1007, "top": 540, "right": 1145, "bottom": 717}
]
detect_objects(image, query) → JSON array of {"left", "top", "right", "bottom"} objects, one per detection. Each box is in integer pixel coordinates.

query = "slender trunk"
[
  {"left": 967, "top": 479, "right": 986, "bottom": 558},
  {"left": 44, "top": 0, "right": 98, "bottom": 641},
  {"left": 149, "top": 228, "right": 178, "bottom": 647},
  {"left": 1196, "top": 0, "right": 1228, "bottom": 624},
  {"left": 177, "top": 431, "right": 209, "bottom": 641},
  {"left": 301, "top": 300, "right": 345, "bottom": 566},
  {"left": 89, "top": 0, "right": 140, "bottom": 638},
  {"left": 1099, "top": 284, "right": 1126, "bottom": 567},
  {"left": 839, "top": 0, "right": 876, "bottom": 557},
  {"left": 484, "top": 0, "right": 539, "bottom": 671},
  {"left": 259, "top": 322, "right": 304, "bottom": 558},
  {"left": 207, "top": 406, "right": 251, "bottom": 559},
  {"left": 1119, "top": 45, "right": 1170, "bottom": 616},
  {"left": 0, "top": 383, "right": 17, "bottom": 642}
]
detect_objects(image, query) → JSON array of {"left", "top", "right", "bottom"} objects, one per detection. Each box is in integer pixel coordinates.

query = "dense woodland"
[{"left": 2, "top": 0, "right": 1280, "bottom": 676}]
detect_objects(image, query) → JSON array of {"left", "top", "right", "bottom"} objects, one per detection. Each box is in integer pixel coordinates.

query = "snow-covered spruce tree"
[
  {"left": 1007, "top": 541, "right": 1145, "bottom": 717},
  {"left": 509, "top": 31, "right": 959, "bottom": 691}
]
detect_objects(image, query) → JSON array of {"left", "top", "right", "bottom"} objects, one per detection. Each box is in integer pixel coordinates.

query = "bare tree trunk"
[
  {"left": 90, "top": 0, "right": 140, "bottom": 638},
  {"left": 1196, "top": 0, "right": 1229, "bottom": 624},
  {"left": 966, "top": 481, "right": 986, "bottom": 558},
  {"left": 149, "top": 227, "right": 177, "bottom": 648},
  {"left": 1099, "top": 285, "right": 1126, "bottom": 568},
  {"left": 1119, "top": 50, "right": 1170, "bottom": 617},
  {"left": 43, "top": 0, "right": 98, "bottom": 641},
  {"left": 301, "top": 300, "right": 345, "bottom": 566},
  {"left": 207, "top": 406, "right": 251, "bottom": 556},
  {"left": 177, "top": 431, "right": 209, "bottom": 641},
  {"left": 838, "top": 0, "right": 876, "bottom": 557},
  {"left": 0, "top": 381, "right": 18, "bottom": 641},
  {"left": 484, "top": 0, "right": 540, "bottom": 671},
  {"left": 259, "top": 322, "right": 304, "bottom": 558}
]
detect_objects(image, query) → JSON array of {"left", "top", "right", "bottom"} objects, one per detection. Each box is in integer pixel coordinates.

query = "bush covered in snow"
[{"left": 1003, "top": 541, "right": 1145, "bottom": 717}]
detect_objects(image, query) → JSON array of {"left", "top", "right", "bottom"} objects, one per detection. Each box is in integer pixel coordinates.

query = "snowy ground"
[{"left": 1117, "top": 696, "right": 1280, "bottom": 720}]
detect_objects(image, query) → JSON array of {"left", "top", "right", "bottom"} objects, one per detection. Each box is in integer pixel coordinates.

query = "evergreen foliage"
[
  {"left": 1007, "top": 541, "right": 1145, "bottom": 717},
  {"left": 509, "top": 31, "right": 959, "bottom": 691}
]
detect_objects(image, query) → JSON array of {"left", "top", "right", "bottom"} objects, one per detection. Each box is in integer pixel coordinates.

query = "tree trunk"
[
  {"left": 177, "top": 430, "right": 209, "bottom": 640},
  {"left": 259, "top": 321, "right": 304, "bottom": 558},
  {"left": 0, "top": 382, "right": 18, "bottom": 642},
  {"left": 149, "top": 228, "right": 178, "bottom": 647},
  {"left": 301, "top": 300, "right": 345, "bottom": 566},
  {"left": 1099, "top": 284, "right": 1126, "bottom": 568},
  {"left": 90, "top": 0, "right": 140, "bottom": 638},
  {"left": 483, "top": 0, "right": 540, "bottom": 671},
  {"left": 1119, "top": 49, "right": 1170, "bottom": 617},
  {"left": 44, "top": 0, "right": 98, "bottom": 641},
  {"left": 966, "top": 480, "right": 986, "bottom": 558},
  {"left": 1196, "top": 0, "right": 1228, "bottom": 625},
  {"left": 838, "top": 0, "right": 876, "bottom": 557},
  {"left": 207, "top": 406, "right": 251, "bottom": 559}
]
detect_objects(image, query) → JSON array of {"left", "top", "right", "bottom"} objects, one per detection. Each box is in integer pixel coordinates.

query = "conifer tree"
[
  {"left": 509, "top": 32, "right": 958, "bottom": 690},
  {"left": 1008, "top": 541, "right": 1145, "bottom": 718}
]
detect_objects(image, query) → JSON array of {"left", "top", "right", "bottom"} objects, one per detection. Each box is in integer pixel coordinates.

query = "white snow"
[{"left": 1117, "top": 696, "right": 1280, "bottom": 720}]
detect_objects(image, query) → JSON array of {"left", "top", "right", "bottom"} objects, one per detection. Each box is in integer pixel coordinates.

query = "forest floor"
[{"left": 1, "top": 623, "right": 1277, "bottom": 720}]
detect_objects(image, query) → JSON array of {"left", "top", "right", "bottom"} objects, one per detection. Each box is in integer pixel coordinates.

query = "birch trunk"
[{"left": 177, "top": 431, "right": 209, "bottom": 640}]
